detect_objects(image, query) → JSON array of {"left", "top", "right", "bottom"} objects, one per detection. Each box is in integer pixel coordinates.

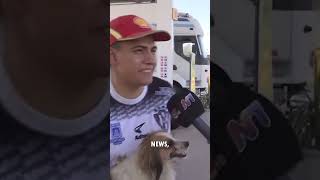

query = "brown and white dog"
[{"left": 111, "top": 131, "right": 189, "bottom": 180}]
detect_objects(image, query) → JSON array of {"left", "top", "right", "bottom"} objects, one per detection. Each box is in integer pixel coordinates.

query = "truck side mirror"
[{"left": 183, "top": 43, "right": 194, "bottom": 58}]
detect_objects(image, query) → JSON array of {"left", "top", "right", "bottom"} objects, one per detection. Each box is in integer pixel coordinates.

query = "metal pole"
[
  {"left": 257, "top": 0, "right": 273, "bottom": 101},
  {"left": 254, "top": 0, "right": 260, "bottom": 92}
]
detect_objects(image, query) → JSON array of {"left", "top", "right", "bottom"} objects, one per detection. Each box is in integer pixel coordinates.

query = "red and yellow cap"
[{"left": 110, "top": 15, "right": 171, "bottom": 46}]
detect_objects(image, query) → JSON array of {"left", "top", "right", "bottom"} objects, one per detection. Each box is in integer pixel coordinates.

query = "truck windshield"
[
  {"left": 197, "top": 35, "right": 209, "bottom": 59},
  {"left": 174, "top": 36, "right": 209, "bottom": 65}
]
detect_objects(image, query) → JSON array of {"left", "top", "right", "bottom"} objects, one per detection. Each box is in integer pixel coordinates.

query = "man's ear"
[{"left": 110, "top": 48, "right": 118, "bottom": 65}]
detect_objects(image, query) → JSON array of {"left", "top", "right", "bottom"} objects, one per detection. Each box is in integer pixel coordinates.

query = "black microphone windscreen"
[{"left": 167, "top": 88, "right": 205, "bottom": 127}]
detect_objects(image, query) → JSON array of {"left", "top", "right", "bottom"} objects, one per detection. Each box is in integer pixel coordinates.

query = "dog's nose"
[{"left": 184, "top": 141, "right": 189, "bottom": 148}]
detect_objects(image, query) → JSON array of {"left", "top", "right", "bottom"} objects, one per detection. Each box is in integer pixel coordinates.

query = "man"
[
  {"left": 0, "top": 1, "right": 109, "bottom": 179},
  {"left": 109, "top": 15, "right": 175, "bottom": 166}
]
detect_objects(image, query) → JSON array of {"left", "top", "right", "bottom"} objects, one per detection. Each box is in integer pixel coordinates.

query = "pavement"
[
  {"left": 288, "top": 149, "right": 320, "bottom": 180},
  {"left": 171, "top": 110, "right": 210, "bottom": 180}
]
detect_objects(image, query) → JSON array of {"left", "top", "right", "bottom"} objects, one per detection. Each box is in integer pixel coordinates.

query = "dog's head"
[{"left": 137, "top": 131, "right": 189, "bottom": 179}]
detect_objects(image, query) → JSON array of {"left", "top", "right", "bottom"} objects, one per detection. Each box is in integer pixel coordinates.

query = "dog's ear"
[{"left": 150, "top": 150, "right": 163, "bottom": 180}]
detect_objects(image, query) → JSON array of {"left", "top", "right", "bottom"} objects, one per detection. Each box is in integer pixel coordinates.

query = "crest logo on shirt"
[
  {"left": 111, "top": 122, "right": 125, "bottom": 145},
  {"left": 153, "top": 106, "right": 170, "bottom": 131}
]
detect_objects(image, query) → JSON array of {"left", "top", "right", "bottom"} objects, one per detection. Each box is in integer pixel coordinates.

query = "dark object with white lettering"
[
  {"left": 212, "top": 62, "right": 302, "bottom": 180},
  {"left": 167, "top": 88, "right": 210, "bottom": 143}
]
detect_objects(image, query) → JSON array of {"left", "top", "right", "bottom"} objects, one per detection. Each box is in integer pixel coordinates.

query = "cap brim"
[{"left": 118, "top": 30, "right": 171, "bottom": 42}]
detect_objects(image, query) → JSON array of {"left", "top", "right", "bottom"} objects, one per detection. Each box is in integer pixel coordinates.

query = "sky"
[{"left": 173, "top": 0, "right": 210, "bottom": 55}]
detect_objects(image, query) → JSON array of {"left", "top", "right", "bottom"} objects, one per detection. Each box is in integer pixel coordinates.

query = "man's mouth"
[{"left": 140, "top": 69, "right": 153, "bottom": 73}]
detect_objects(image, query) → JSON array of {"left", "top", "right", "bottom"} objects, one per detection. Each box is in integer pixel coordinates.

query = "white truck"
[
  {"left": 110, "top": 0, "right": 210, "bottom": 93},
  {"left": 173, "top": 12, "right": 210, "bottom": 93}
]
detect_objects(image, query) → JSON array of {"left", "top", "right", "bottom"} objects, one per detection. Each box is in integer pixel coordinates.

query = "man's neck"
[
  {"left": 3, "top": 55, "right": 108, "bottom": 119},
  {"left": 111, "top": 73, "right": 145, "bottom": 99}
]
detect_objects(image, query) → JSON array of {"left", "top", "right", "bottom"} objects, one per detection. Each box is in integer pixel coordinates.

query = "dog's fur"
[{"left": 111, "top": 131, "right": 189, "bottom": 180}]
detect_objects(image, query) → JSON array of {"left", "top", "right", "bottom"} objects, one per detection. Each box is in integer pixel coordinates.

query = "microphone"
[
  {"left": 192, "top": 116, "right": 211, "bottom": 143},
  {"left": 167, "top": 88, "right": 210, "bottom": 143}
]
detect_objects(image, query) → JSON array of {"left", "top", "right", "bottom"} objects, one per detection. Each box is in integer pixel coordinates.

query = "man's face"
[
  {"left": 110, "top": 36, "right": 157, "bottom": 87},
  {"left": 1, "top": 0, "right": 108, "bottom": 77}
]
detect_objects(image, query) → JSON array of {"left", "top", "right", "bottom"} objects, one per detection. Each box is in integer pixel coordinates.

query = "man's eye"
[
  {"left": 151, "top": 49, "right": 157, "bottom": 54},
  {"left": 134, "top": 49, "right": 143, "bottom": 53}
]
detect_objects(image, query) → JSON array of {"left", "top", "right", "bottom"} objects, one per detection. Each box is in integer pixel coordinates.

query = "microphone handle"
[{"left": 192, "top": 116, "right": 210, "bottom": 143}]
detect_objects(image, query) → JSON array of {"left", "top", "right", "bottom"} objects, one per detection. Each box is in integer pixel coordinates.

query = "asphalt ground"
[{"left": 172, "top": 110, "right": 210, "bottom": 180}]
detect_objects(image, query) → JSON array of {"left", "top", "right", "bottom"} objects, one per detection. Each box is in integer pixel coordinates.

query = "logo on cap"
[{"left": 133, "top": 17, "right": 150, "bottom": 28}]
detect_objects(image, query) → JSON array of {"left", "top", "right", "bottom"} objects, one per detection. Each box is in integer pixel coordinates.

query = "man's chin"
[{"left": 140, "top": 77, "right": 154, "bottom": 86}]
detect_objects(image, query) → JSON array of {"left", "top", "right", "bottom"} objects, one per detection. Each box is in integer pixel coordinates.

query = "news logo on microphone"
[{"left": 167, "top": 88, "right": 205, "bottom": 127}]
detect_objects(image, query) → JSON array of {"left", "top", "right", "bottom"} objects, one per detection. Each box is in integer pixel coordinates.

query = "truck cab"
[{"left": 173, "top": 12, "right": 210, "bottom": 93}]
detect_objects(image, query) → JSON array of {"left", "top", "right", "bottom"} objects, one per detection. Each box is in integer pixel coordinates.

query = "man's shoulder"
[
  {"left": 148, "top": 77, "right": 175, "bottom": 96},
  {"left": 150, "top": 77, "right": 172, "bottom": 88}
]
